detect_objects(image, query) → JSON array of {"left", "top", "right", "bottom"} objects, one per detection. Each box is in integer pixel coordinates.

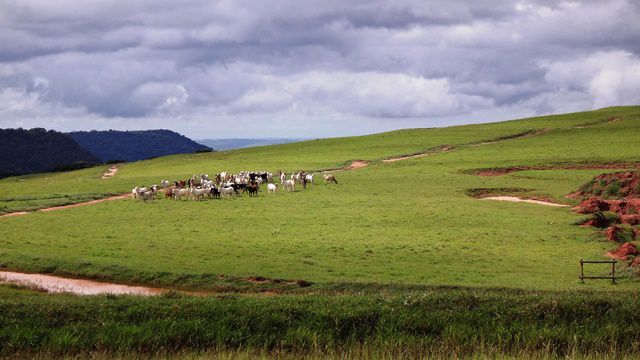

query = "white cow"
[
  {"left": 160, "top": 180, "right": 170, "bottom": 188},
  {"left": 267, "top": 183, "right": 277, "bottom": 194},
  {"left": 280, "top": 172, "right": 286, "bottom": 184}
]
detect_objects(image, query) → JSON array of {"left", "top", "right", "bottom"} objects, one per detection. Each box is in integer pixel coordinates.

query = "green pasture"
[{"left": 0, "top": 106, "right": 639, "bottom": 291}]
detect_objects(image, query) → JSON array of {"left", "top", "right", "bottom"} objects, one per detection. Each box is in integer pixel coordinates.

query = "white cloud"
[{"left": 543, "top": 51, "right": 640, "bottom": 108}]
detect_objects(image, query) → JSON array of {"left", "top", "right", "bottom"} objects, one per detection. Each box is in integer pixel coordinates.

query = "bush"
[
  {"left": 604, "top": 181, "right": 621, "bottom": 198},
  {"left": 608, "top": 224, "right": 636, "bottom": 243},
  {"left": 591, "top": 211, "right": 620, "bottom": 228},
  {"left": 571, "top": 216, "right": 592, "bottom": 226}
]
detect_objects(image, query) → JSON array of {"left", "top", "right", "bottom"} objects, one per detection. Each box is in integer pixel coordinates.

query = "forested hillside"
[
  {"left": 68, "top": 129, "right": 211, "bottom": 162},
  {"left": 0, "top": 128, "right": 99, "bottom": 178}
]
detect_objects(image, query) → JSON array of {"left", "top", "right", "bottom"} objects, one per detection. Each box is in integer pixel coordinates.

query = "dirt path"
[
  {"left": 0, "top": 194, "right": 129, "bottom": 218},
  {"left": 382, "top": 145, "right": 454, "bottom": 163},
  {"left": 343, "top": 160, "right": 368, "bottom": 169},
  {"left": 101, "top": 165, "right": 120, "bottom": 179},
  {"left": 480, "top": 196, "right": 569, "bottom": 207},
  {"left": 321, "top": 160, "right": 369, "bottom": 172},
  {"left": 574, "top": 117, "right": 620, "bottom": 129}
]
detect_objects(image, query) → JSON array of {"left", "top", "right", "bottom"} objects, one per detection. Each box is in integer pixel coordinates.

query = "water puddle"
[{"left": 0, "top": 271, "right": 166, "bottom": 296}]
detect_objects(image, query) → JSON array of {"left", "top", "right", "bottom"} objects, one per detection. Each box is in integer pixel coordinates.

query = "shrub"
[
  {"left": 571, "top": 216, "right": 592, "bottom": 226},
  {"left": 610, "top": 224, "right": 636, "bottom": 243},
  {"left": 604, "top": 181, "right": 621, "bottom": 198},
  {"left": 591, "top": 211, "right": 620, "bottom": 228}
]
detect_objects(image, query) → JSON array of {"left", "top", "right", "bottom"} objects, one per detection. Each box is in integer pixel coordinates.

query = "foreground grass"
[{"left": 1, "top": 285, "right": 640, "bottom": 358}]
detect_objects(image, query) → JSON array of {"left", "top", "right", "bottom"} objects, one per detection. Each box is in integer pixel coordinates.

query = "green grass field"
[{"left": 1, "top": 106, "right": 640, "bottom": 357}]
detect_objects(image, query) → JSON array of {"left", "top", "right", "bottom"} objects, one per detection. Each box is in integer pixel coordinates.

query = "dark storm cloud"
[{"left": 0, "top": 0, "right": 639, "bottom": 137}]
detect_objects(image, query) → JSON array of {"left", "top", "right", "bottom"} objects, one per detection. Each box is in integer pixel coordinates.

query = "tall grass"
[{"left": 1, "top": 286, "right": 640, "bottom": 358}]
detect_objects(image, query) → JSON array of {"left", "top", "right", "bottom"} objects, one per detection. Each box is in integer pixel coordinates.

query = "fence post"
[
  {"left": 580, "top": 258, "right": 584, "bottom": 284},
  {"left": 612, "top": 260, "right": 616, "bottom": 285}
]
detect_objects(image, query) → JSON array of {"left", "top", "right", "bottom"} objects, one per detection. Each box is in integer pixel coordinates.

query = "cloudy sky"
[{"left": 0, "top": 1, "right": 639, "bottom": 139}]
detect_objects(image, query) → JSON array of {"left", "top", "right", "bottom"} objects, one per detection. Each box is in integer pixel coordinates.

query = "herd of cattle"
[{"left": 131, "top": 171, "right": 339, "bottom": 201}]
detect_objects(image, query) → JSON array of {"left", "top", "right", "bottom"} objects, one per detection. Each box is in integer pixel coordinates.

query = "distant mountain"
[
  {"left": 68, "top": 129, "right": 212, "bottom": 162},
  {"left": 0, "top": 128, "right": 99, "bottom": 178},
  {"left": 197, "top": 138, "right": 306, "bottom": 151}
]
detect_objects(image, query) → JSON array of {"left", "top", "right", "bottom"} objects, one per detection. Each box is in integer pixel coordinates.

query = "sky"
[{"left": 0, "top": 1, "right": 639, "bottom": 139}]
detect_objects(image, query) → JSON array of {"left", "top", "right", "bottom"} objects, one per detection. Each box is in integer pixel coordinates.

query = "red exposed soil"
[
  {"left": 571, "top": 172, "right": 640, "bottom": 267},
  {"left": 605, "top": 225, "right": 625, "bottom": 242},
  {"left": 574, "top": 197, "right": 611, "bottom": 214},
  {"left": 606, "top": 242, "right": 639, "bottom": 260},
  {"left": 572, "top": 171, "right": 640, "bottom": 199},
  {"left": 574, "top": 197, "right": 640, "bottom": 216},
  {"left": 621, "top": 214, "right": 640, "bottom": 226},
  {"left": 472, "top": 163, "right": 640, "bottom": 177}
]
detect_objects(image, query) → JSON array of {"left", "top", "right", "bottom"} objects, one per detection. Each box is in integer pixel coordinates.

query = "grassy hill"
[{"left": 1, "top": 106, "right": 640, "bottom": 357}]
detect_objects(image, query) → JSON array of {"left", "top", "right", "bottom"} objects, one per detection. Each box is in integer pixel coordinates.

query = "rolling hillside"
[{"left": 1, "top": 106, "right": 639, "bottom": 290}]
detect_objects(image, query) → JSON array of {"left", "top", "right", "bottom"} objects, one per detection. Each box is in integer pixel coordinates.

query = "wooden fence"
[{"left": 580, "top": 259, "right": 617, "bottom": 284}]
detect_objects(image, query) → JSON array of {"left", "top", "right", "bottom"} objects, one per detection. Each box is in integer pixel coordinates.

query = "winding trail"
[
  {"left": 480, "top": 196, "right": 569, "bottom": 207},
  {"left": 574, "top": 117, "right": 620, "bottom": 129},
  {"left": 0, "top": 194, "right": 129, "bottom": 218},
  {"left": 321, "top": 160, "right": 369, "bottom": 173},
  {"left": 382, "top": 145, "right": 454, "bottom": 163}
]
